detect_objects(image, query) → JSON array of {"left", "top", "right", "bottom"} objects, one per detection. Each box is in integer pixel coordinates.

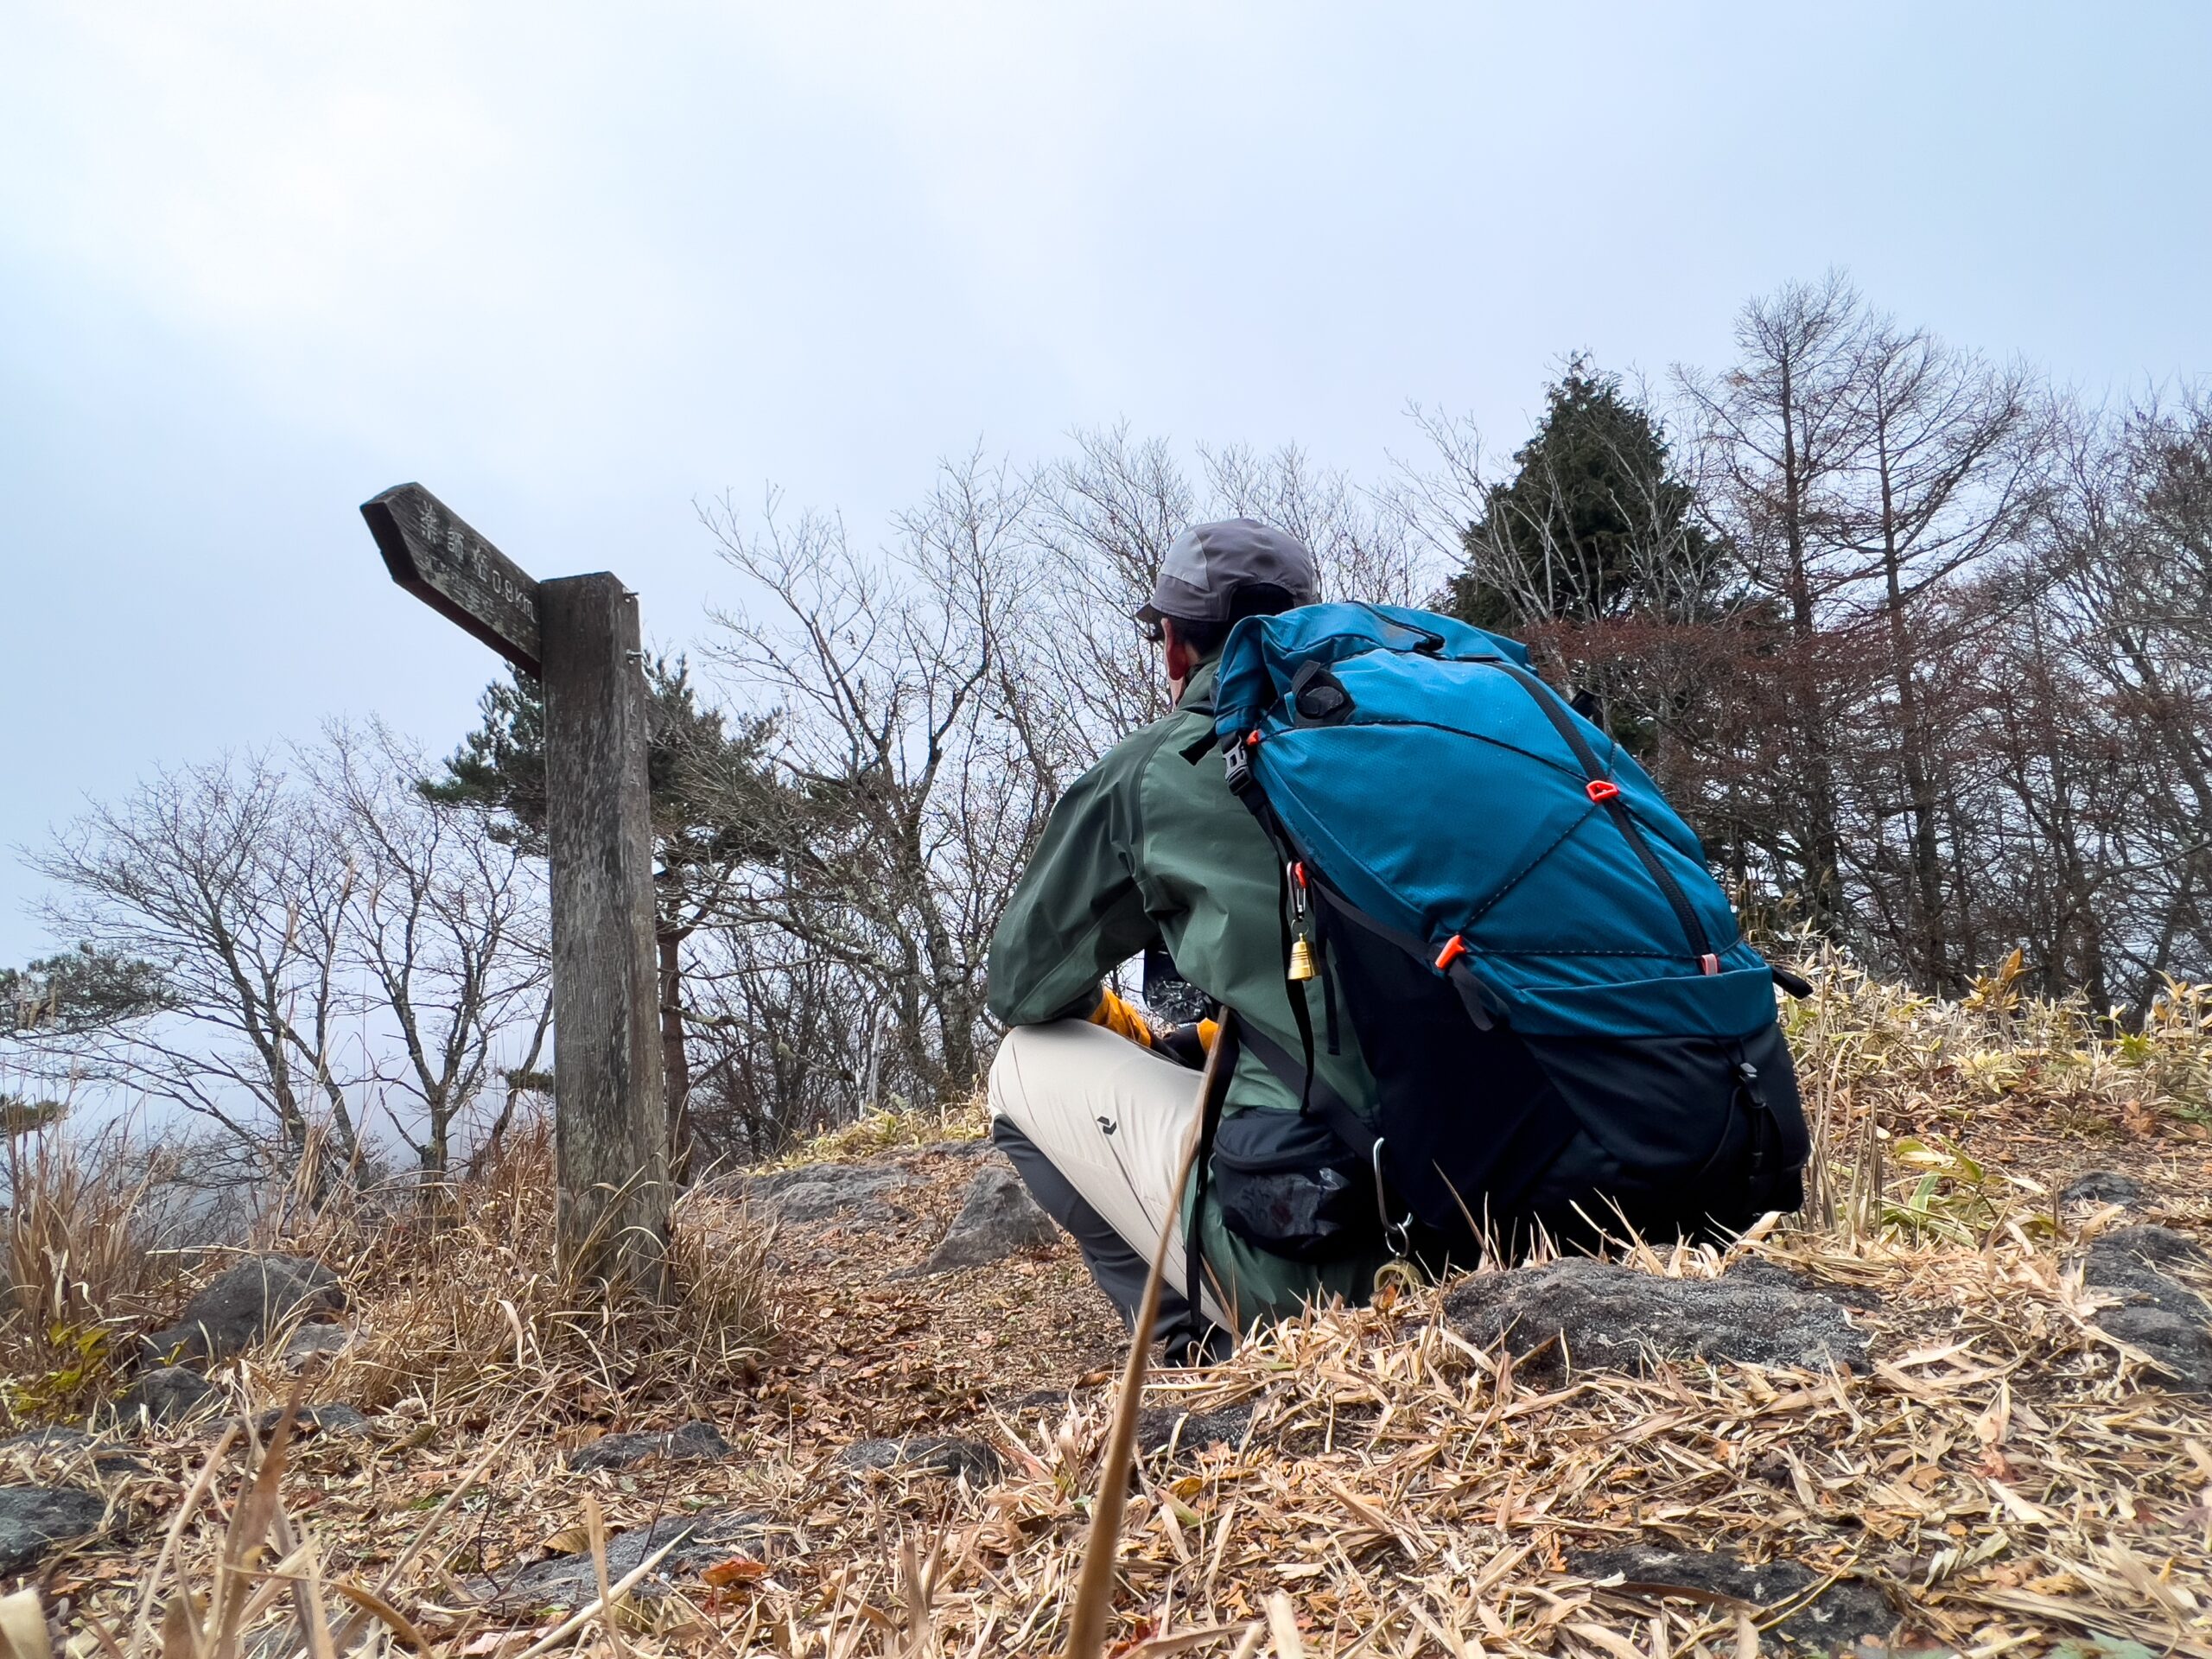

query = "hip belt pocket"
[{"left": 1210, "top": 1106, "right": 1377, "bottom": 1262}]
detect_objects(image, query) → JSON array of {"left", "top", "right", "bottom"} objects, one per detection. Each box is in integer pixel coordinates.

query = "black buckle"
[
  {"left": 1224, "top": 744, "right": 1253, "bottom": 796},
  {"left": 1734, "top": 1060, "right": 1773, "bottom": 1184}
]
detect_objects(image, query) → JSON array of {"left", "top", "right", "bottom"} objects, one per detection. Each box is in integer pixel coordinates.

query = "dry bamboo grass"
[
  {"left": 268, "top": 1118, "right": 775, "bottom": 1421},
  {"left": 672, "top": 1222, "right": 2209, "bottom": 1659},
  {"left": 765, "top": 1096, "right": 994, "bottom": 1173},
  {"left": 1781, "top": 946, "right": 2209, "bottom": 1165},
  {"left": 16, "top": 959, "right": 2212, "bottom": 1657}
]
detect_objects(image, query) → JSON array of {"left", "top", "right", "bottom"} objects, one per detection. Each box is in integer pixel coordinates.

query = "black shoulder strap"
[
  {"left": 1236, "top": 1019, "right": 1380, "bottom": 1167},
  {"left": 1184, "top": 1010, "right": 1239, "bottom": 1336}
]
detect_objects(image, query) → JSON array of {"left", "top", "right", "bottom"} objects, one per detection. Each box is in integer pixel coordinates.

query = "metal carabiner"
[{"left": 1372, "top": 1137, "right": 1413, "bottom": 1259}]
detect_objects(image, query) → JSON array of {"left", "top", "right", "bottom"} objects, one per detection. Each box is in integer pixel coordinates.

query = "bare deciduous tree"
[
  {"left": 683, "top": 923, "right": 879, "bottom": 1160},
  {"left": 1679, "top": 271, "right": 1878, "bottom": 937},
  {"left": 26, "top": 753, "right": 368, "bottom": 1186},
  {"left": 2031, "top": 390, "right": 2212, "bottom": 1005},
  {"left": 306, "top": 725, "right": 550, "bottom": 1176},
  {"left": 17, "top": 736, "right": 556, "bottom": 1192},
  {"left": 699, "top": 453, "right": 1049, "bottom": 1108},
  {"left": 1022, "top": 425, "right": 1195, "bottom": 753}
]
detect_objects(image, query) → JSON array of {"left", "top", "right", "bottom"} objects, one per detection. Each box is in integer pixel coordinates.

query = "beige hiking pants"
[{"left": 986, "top": 1021, "right": 1230, "bottom": 1329}]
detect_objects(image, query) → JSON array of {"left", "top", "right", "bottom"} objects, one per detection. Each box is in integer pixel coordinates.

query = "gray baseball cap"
[{"left": 1135, "top": 518, "right": 1320, "bottom": 626}]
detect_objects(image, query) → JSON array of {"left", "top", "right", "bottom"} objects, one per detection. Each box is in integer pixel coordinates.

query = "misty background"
[{"left": 7, "top": 4, "right": 2209, "bottom": 969}]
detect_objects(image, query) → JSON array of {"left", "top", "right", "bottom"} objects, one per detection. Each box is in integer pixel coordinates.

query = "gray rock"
[
  {"left": 2062, "top": 1170, "right": 2147, "bottom": 1210},
  {"left": 2097, "top": 1307, "right": 2212, "bottom": 1391},
  {"left": 116, "top": 1365, "right": 218, "bottom": 1427},
  {"left": 0, "top": 1485, "right": 108, "bottom": 1574},
  {"left": 2083, "top": 1225, "right": 2212, "bottom": 1391},
  {"left": 280, "top": 1323, "right": 353, "bottom": 1368},
  {"left": 2089, "top": 1224, "right": 2205, "bottom": 1274},
  {"left": 569, "top": 1420, "right": 731, "bottom": 1471},
  {"left": 1135, "top": 1405, "right": 1255, "bottom": 1456},
  {"left": 141, "top": 1254, "right": 345, "bottom": 1365},
  {"left": 743, "top": 1164, "right": 911, "bottom": 1224},
  {"left": 1443, "top": 1256, "right": 1871, "bottom": 1376},
  {"left": 834, "top": 1436, "right": 1001, "bottom": 1484},
  {"left": 1724, "top": 1256, "right": 1885, "bottom": 1313},
  {"left": 920, "top": 1164, "right": 1060, "bottom": 1274},
  {"left": 252, "top": 1403, "right": 372, "bottom": 1440},
  {"left": 1573, "top": 1546, "right": 1892, "bottom": 1653},
  {"left": 475, "top": 1505, "right": 773, "bottom": 1609}
]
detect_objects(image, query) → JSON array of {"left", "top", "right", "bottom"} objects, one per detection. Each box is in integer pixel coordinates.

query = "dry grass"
[
  {"left": 0, "top": 1109, "right": 774, "bottom": 1436},
  {"left": 1783, "top": 945, "right": 2209, "bottom": 1142},
  {"left": 779, "top": 1236, "right": 2212, "bottom": 1657},
  {"left": 10, "top": 959, "right": 2212, "bottom": 1657},
  {"left": 260, "top": 1117, "right": 776, "bottom": 1422},
  {"left": 79, "top": 1225, "right": 2207, "bottom": 1659},
  {"left": 765, "top": 1093, "right": 993, "bottom": 1172},
  {"left": 0, "top": 1118, "right": 181, "bottom": 1423}
]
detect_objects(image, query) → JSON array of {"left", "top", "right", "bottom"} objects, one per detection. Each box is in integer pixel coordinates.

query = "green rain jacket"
[{"left": 985, "top": 656, "right": 1395, "bottom": 1328}]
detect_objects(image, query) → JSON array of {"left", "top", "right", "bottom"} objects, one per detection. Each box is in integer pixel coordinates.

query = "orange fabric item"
[{"left": 1088, "top": 988, "right": 1155, "bottom": 1048}]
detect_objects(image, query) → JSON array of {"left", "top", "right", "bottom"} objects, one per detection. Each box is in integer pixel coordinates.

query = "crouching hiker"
[{"left": 985, "top": 518, "right": 1814, "bottom": 1363}]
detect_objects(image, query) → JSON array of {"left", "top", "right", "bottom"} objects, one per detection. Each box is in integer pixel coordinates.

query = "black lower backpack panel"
[
  {"left": 1315, "top": 889, "right": 1578, "bottom": 1229},
  {"left": 1313, "top": 884, "right": 1808, "bottom": 1258}
]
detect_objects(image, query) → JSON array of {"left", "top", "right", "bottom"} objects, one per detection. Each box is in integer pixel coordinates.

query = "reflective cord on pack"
[{"left": 1490, "top": 661, "right": 1721, "bottom": 969}]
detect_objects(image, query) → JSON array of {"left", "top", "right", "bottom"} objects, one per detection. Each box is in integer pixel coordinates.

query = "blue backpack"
[{"left": 1201, "top": 601, "right": 1808, "bottom": 1264}]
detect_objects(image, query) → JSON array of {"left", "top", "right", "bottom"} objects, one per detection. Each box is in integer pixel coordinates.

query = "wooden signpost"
[{"left": 362, "top": 483, "right": 669, "bottom": 1298}]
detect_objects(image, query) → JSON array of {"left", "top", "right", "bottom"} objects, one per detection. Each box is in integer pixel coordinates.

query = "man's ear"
[{"left": 1160, "top": 619, "right": 1198, "bottom": 687}]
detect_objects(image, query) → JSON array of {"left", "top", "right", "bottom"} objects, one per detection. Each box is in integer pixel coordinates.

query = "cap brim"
[{"left": 1138, "top": 572, "right": 1224, "bottom": 626}]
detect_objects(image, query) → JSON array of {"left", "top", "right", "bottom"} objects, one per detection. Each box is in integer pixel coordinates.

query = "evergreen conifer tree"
[
  {"left": 1444, "top": 355, "right": 1745, "bottom": 766},
  {"left": 423, "top": 659, "right": 781, "bottom": 1173},
  {"left": 1446, "top": 354, "right": 1722, "bottom": 632}
]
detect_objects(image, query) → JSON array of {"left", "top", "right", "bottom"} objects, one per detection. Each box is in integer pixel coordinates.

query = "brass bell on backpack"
[{"left": 1287, "top": 934, "right": 1319, "bottom": 982}]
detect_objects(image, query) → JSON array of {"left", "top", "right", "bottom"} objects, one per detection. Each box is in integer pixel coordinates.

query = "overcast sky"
[{"left": 4, "top": 3, "right": 2208, "bottom": 964}]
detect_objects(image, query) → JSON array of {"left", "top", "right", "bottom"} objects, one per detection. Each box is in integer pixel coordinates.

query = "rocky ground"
[
  {"left": 4, "top": 1093, "right": 2212, "bottom": 1658},
  {"left": 733, "top": 1139, "right": 1128, "bottom": 1443}
]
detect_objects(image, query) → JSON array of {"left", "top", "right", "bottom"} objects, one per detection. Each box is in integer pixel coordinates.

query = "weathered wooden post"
[
  {"left": 360, "top": 483, "right": 669, "bottom": 1297},
  {"left": 538, "top": 573, "right": 670, "bottom": 1294}
]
